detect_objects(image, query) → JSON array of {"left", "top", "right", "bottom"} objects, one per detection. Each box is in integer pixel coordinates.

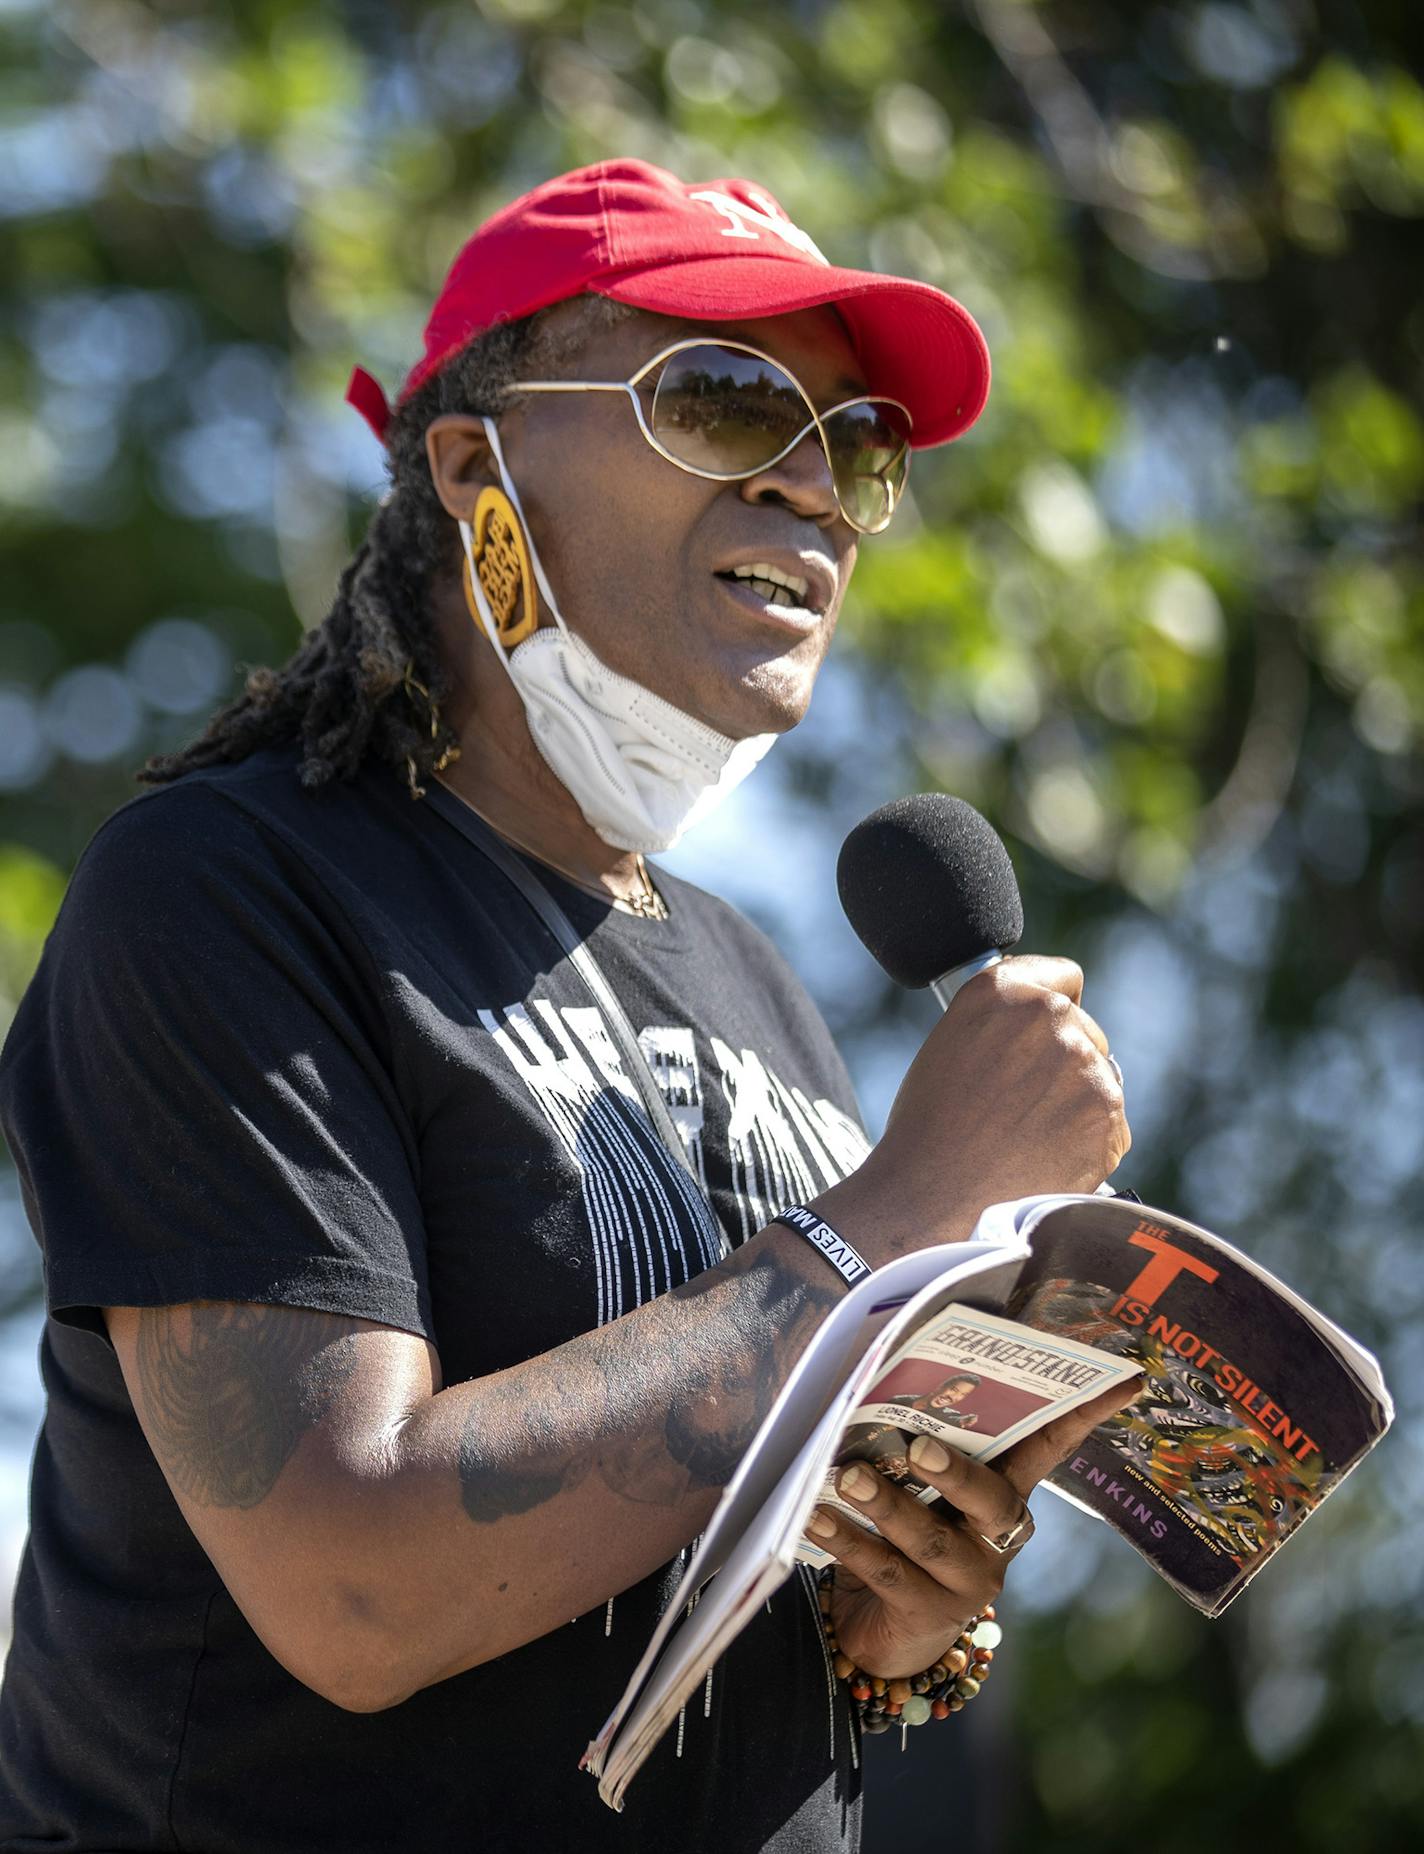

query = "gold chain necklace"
[
  {"left": 621, "top": 856, "right": 670, "bottom": 919},
  {"left": 433, "top": 781, "right": 668, "bottom": 920}
]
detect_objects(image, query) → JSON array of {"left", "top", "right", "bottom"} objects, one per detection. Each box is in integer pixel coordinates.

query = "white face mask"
[{"left": 457, "top": 418, "right": 777, "bottom": 855}]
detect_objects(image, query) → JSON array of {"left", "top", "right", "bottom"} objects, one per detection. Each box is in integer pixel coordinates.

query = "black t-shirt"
[{"left": 0, "top": 743, "right": 871, "bottom": 1853}]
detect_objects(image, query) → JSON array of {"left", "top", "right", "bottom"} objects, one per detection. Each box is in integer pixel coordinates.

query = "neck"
[{"left": 432, "top": 586, "right": 649, "bottom": 900}]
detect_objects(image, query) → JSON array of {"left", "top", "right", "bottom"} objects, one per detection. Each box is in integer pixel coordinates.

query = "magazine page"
[
  {"left": 1010, "top": 1196, "right": 1392, "bottom": 1615},
  {"left": 582, "top": 1236, "right": 1029, "bottom": 1799},
  {"left": 803, "top": 1304, "right": 1143, "bottom": 1543},
  {"left": 590, "top": 1420, "right": 839, "bottom": 1813}
]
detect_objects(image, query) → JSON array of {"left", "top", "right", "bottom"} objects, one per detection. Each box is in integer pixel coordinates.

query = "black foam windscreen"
[{"left": 836, "top": 794, "right": 1024, "bottom": 989}]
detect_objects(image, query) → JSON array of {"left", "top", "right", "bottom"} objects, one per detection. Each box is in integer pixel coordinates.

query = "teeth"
[{"left": 730, "top": 562, "right": 810, "bottom": 603}]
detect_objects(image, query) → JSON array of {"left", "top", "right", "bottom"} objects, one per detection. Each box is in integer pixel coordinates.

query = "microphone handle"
[{"left": 928, "top": 948, "right": 1001, "bottom": 1010}]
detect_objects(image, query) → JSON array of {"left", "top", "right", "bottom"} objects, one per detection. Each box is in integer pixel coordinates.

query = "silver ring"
[
  {"left": 976, "top": 1511, "right": 1033, "bottom": 1556},
  {"left": 1107, "top": 1053, "right": 1123, "bottom": 1088}
]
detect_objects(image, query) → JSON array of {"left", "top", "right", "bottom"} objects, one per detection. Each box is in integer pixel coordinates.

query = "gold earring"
[
  {"left": 401, "top": 662, "right": 461, "bottom": 776},
  {"left": 463, "top": 485, "right": 537, "bottom": 648},
  {"left": 402, "top": 661, "right": 440, "bottom": 739}
]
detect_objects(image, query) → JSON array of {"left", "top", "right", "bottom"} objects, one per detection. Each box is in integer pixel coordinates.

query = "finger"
[
  {"left": 803, "top": 1501, "right": 973, "bottom": 1623},
  {"left": 995, "top": 953, "right": 1084, "bottom": 1006},
  {"left": 989, "top": 958, "right": 1110, "bottom": 1062},
  {"left": 1068, "top": 1003, "right": 1112, "bottom": 1062},
  {"left": 996, "top": 1376, "right": 1142, "bottom": 1500},
  {"left": 855, "top": 1447, "right": 1027, "bottom": 1562},
  {"left": 835, "top": 1461, "right": 1004, "bottom": 1594}
]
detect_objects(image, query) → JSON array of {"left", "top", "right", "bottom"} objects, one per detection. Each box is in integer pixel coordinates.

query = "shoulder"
[
  {"left": 65, "top": 751, "right": 302, "bottom": 926},
  {"left": 52, "top": 745, "right": 404, "bottom": 981},
  {"left": 81, "top": 743, "right": 371, "bottom": 870},
  {"left": 5, "top": 751, "right": 405, "bottom": 1089},
  {"left": 72, "top": 742, "right": 417, "bottom": 906}
]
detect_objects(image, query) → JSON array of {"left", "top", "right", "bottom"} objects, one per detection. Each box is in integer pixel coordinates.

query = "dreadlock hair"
[{"left": 137, "top": 295, "right": 639, "bottom": 800}]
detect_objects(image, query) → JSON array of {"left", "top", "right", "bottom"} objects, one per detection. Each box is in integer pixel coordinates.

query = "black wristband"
[{"left": 769, "top": 1206, "right": 873, "bottom": 1289}]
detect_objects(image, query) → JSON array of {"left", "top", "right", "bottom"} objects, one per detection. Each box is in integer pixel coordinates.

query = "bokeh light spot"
[
  {"left": 125, "top": 620, "right": 233, "bottom": 716},
  {"left": 0, "top": 689, "right": 52, "bottom": 791},
  {"left": 41, "top": 666, "right": 143, "bottom": 765}
]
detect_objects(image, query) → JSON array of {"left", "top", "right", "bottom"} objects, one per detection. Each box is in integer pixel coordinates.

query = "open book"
[{"left": 584, "top": 1193, "right": 1392, "bottom": 1811}]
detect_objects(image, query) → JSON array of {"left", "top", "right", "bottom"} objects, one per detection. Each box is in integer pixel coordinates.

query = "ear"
[{"left": 424, "top": 414, "right": 496, "bottom": 522}]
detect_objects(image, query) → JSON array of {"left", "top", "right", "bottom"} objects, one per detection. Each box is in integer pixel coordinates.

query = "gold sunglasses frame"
[{"left": 509, "top": 337, "right": 912, "bottom": 536}]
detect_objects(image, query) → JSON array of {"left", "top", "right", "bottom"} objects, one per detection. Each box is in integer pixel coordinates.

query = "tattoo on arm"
[
  {"left": 653, "top": 1249, "right": 837, "bottom": 1491},
  {"left": 456, "top": 1246, "right": 838, "bottom": 1525},
  {"left": 135, "top": 1303, "right": 358, "bottom": 1510},
  {"left": 457, "top": 1387, "right": 595, "bottom": 1525}
]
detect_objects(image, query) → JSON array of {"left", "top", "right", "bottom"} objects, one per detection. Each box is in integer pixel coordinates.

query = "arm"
[
  {"left": 105, "top": 1214, "right": 849, "bottom": 1714},
  {"left": 105, "top": 953, "right": 1129, "bottom": 1711}
]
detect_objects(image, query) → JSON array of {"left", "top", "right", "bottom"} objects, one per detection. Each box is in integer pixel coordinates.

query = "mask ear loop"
[
  {"left": 458, "top": 414, "right": 571, "bottom": 689},
  {"left": 458, "top": 514, "right": 521, "bottom": 690},
  {"left": 481, "top": 417, "right": 571, "bottom": 636}
]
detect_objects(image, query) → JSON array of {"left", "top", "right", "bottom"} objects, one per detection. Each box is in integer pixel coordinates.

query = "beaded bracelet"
[{"left": 817, "top": 1568, "right": 1000, "bottom": 1743}]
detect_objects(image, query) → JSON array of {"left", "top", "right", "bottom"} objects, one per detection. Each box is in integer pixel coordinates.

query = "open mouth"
[{"left": 716, "top": 562, "right": 815, "bottom": 613}]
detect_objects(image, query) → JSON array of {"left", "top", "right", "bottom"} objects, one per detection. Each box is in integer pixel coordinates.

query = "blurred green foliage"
[
  {"left": 0, "top": 846, "right": 63, "bottom": 1033},
  {"left": 1, "top": 1, "right": 1421, "bottom": 1848}
]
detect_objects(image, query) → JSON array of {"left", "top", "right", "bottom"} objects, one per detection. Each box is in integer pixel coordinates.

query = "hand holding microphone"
[
  {"left": 820, "top": 794, "right": 1131, "bottom": 1260},
  {"left": 797, "top": 793, "right": 1135, "bottom": 1661}
]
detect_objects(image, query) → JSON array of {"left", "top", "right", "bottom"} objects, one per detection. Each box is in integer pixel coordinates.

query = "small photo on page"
[
  {"left": 844, "top": 1302, "right": 1144, "bottom": 1471},
  {"left": 797, "top": 1301, "right": 1143, "bottom": 1567},
  {"left": 846, "top": 1361, "right": 1054, "bottom": 1459}
]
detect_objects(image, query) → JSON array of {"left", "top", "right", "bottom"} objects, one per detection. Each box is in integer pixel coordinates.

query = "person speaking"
[{"left": 0, "top": 159, "right": 1129, "bottom": 1852}]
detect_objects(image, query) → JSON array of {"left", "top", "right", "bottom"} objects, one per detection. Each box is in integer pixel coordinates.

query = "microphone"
[
  {"left": 836, "top": 794, "right": 1024, "bottom": 1008},
  {"left": 837, "top": 793, "right": 1136, "bottom": 1198}
]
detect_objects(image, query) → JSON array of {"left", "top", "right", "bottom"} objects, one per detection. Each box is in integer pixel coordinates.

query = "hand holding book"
[
  {"left": 806, "top": 1375, "right": 1139, "bottom": 1680},
  {"left": 587, "top": 1196, "right": 1392, "bottom": 1810}
]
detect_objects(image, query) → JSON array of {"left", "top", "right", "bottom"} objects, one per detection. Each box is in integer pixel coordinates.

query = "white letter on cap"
[{"left": 688, "top": 189, "right": 829, "bottom": 264}]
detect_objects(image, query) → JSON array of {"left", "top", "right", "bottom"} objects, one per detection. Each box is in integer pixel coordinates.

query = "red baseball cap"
[{"left": 346, "top": 158, "right": 990, "bottom": 451}]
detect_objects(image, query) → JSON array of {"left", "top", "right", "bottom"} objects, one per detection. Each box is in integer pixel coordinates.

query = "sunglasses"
[{"left": 509, "top": 338, "right": 913, "bottom": 535}]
